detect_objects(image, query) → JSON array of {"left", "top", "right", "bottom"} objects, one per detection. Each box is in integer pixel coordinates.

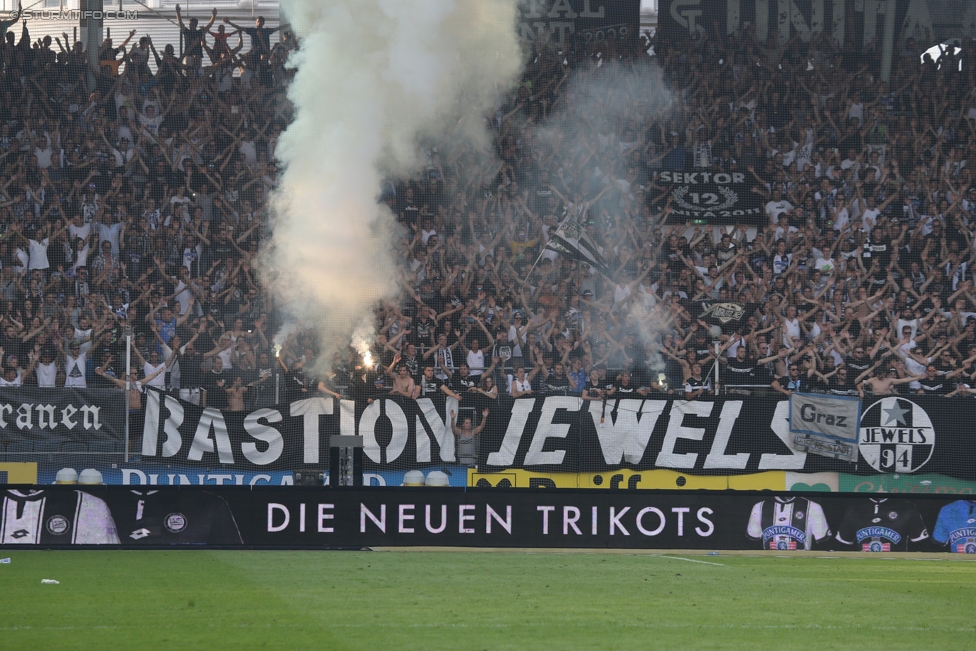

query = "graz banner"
[
  {"left": 657, "top": 170, "right": 763, "bottom": 225},
  {"left": 0, "top": 388, "right": 124, "bottom": 448},
  {"left": 789, "top": 393, "right": 861, "bottom": 462},
  {"left": 479, "top": 395, "right": 976, "bottom": 481},
  {"left": 518, "top": 0, "right": 640, "bottom": 45},
  {"left": 658, "top": 0, "right": 949, "bottom": 51},
  {"left": 2, "top": 486, "right": 973, "bottom": 553}
]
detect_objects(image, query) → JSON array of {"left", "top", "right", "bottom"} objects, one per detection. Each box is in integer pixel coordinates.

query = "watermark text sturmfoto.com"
[{"left": 4, "top": 10, "right": 140, "bottom": 21}]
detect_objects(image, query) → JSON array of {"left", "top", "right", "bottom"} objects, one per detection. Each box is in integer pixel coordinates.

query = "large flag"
[{"left": 545, "top": 220, "right": 613, "bottom": 277}]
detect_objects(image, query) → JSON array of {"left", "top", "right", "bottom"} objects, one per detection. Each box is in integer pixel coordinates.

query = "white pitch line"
[{"left": 657, "top": 555, "right": 724, "bottom": 566}]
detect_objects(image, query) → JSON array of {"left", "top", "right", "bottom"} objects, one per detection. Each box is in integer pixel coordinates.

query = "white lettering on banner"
[
  {"left": 318, "top": 504, "right": 334, "bottom": 533},
  {"left": 188, "top": 408, "right": 235, "bottom": 464},
  {"left": 35, "top": 404, "right": 55, "bottom": 429},
  {"left": 610, "top": 506, "right": 630, "bottom": 535},
  {"left": 656, "top": 400, "right": 713, "bottom": 468},
  {"left": 16, "top": 404, "right": 31, "bottom": 429},
  {"left": 426, "top": 504, "right": 447, "bottom": 533},
  {"left": 636, "top": 507, "right": 666, "bottom": 536},
  {"left": 289, "top": 397, "right": 333, "bottom": 464},
  {"left": 659, "top": 171, "right": 746, "bottom": 184},
  {"left": 525, "top": 396, "right": 578, "bottom": 465},
  {"left": 704, "top": 400, "right": 749, "bottom": 469},
  {"left": 142, "top": 392, "right": 184, "bottom": 457},
  {"left": 671, "top": 0, "right": 704, "bottom": 36},
  {"left": 162, "top": 395, "right": 184, "bottom": 457},
  {"left": 414, "top": 397, "right": 458, "bottom": 463},
  {"left": 339, "top": 398, "right": 356, "bottom": 437},
  {"left": 299, "top": 503, "right": 306, "bottom": 532},
  {"left": 564, "top": 506, "right": 582, "bottom": 535},
  {"left": 399, "top": 504, "right": 415, "bottom": 534},
  {"left": 459, "top": 505, "right": 476, "bottom": 533},
  {"left": 268, "top": 503, "right": 289, "bottom": 532},
  {"left": 486, "top": 505, "right": 512, "bottom": 534},
  {"left": 487, "top": 398, "right": 535, "bottom": 466},
  {"left": 360, "top": 399, "right": 408, "bottom": 464},
  {"left": 538, "top": 505, "right": 555, "bottom": 534},
  {"left": 696, "top": 508, "right": 715, "bottom": 536},
  {"left": 361, "top": 503, "right": 386, "bottom": 533},
  {"left": 590, "top": 399, "right": 666, "bottom": 464},
  {"left": 760, "top": 401, "right": 807, "bottom": 469},
  {"left": 241, "top": 408, "right": 284, "bottom": 465},
  {"left": 122, "top": 470, "right": 290, "bottom": 486},
  {"left": 142, "top": 390, "right": 160, "bottom": 455},
  {"left": 672, "top": 507, "right": 689, "bottom": 536},
  {"left": 0, "top": 403, "right": 10, "bottom": 426}
]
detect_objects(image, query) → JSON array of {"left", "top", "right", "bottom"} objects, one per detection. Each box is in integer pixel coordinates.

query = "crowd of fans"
[{"left": 1, "top": 8, "right": 976, "bottom": 443}]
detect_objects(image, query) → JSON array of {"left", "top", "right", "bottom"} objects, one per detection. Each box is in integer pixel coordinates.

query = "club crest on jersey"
[
  {"left": 164, "top": 513, "right": 187, "bottom": 533},
  {"left": 888, "top": 511, "right": 899, "bottom": 520},
  {"left": 46, "top": 515, "right": 69, "bottom": 536},
  {"left": 858, "top": 398, "right": 935, "bottom": 473}
]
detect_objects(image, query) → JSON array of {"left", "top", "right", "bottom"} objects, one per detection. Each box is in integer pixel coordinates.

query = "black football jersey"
[
  {"left": 835, "top": 498, "right": 929, "bottom": 551},
  {"left": 107, "top": 490, "right": 242, "bottom": 545}
]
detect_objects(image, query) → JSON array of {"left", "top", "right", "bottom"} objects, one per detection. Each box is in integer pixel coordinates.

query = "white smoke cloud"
[{"left": 267, "top": 0, "right": 524, "bottom": 368}]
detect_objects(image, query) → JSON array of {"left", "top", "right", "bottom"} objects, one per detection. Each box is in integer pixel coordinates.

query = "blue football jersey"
[{"left": 933, "top": 500, "right": 976, "bottom": 554}]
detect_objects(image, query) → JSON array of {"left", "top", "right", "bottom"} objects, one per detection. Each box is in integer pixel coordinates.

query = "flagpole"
[{"left": 521, "top": 213, "right": 574, "bottom": 287}]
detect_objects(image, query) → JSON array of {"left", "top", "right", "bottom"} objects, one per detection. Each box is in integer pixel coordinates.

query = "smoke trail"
[{"left": 267, "top": 0, "right": 523, "bottom": 368}]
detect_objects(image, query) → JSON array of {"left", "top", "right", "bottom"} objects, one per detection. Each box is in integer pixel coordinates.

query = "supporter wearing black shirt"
[
  {"left": 916, "top": 366, "right": 953, "bottom": 396},
  {"left": 825, "top": 367, "right": 859, "bottom": 396},
  {"left": 772, "top": 364, "right": 804, "bottom": 396},
  {"left": 607, "top": 370, "right": 640, "bottom": 397},
  {"left": 844, "top": 345, "right": 873, "bottom": 377},
  {"left": 202, "top": 357, "right": 229, "bottom": 409},
  {"left": 721, "top": 346, "right": 757, "bottom": 386}
]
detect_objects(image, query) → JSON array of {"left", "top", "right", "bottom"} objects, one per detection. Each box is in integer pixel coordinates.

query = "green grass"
[{"left": 1, "top": 551, "right": 974, "bottom": 650}]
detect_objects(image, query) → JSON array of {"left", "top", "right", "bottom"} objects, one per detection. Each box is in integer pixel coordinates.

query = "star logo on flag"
[{"left": 882, "top": 400, "right": 909, "bottom": 426}]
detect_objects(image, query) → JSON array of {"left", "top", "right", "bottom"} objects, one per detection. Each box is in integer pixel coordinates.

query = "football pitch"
[{"left": 2, "top": 550, "right": 974, "bottom": 650}]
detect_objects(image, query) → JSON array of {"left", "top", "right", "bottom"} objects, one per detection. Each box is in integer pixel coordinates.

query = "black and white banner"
[
  {"left": 658, "top": 0, "right": 951, "bottom": 51},
  {"left": 518, "top": 0, "right": 640, "bottom": 45},
  {"left": 789, "top": 393, "right": 861, "bottom": 462},
  {"left": 2, "top": 486, "right": 972, "bottom": 553},
  {"left": 478, "top": 395, "right": 975, "bottom": 481},
  {"left": 0, "top": 388, "right": 124, "bottom": 448},
  {"left": 657, "top": 170, "right": 763, "bottom": 225},
  {"left": 1, "top": 390, "right": 968, "bottom": 483},
  {"left": 140, "top": 393, "right": 460, "bottom": 472}
]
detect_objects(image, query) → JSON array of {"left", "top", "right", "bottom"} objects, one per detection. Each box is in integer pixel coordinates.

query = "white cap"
[
  {"left": 402, "top": 470, "right": 425, "bottom": 486},
  {"left": 78, "top": 469, "right": 104, "bottom": 485},
  {"left": 54, "top": 468, "right": 78, "bottom": 484},
  {"left": 425, "top": 471, "right": 449, "bottom": 487}
]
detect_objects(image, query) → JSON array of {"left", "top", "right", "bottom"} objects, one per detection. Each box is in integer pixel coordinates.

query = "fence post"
[{"left": 125, "top": 334, "right": 131, "bottom": 462}]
